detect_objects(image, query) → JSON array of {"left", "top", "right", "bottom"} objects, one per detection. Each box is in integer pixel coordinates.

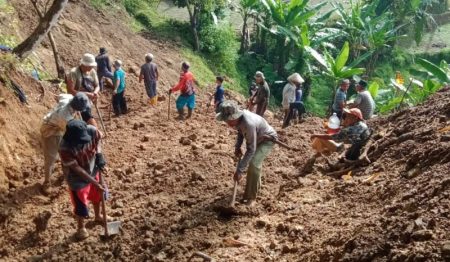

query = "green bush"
[
  {"left": 135, "top": 11, "right": 152, "bottom": 28},
  {"left": 199, "top": 23, "right": 239, "bottom": 75}
]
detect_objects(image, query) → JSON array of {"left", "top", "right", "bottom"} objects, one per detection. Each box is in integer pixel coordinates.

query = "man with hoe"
[
  {"left": 59, "top": 119, "right": 106, "bottom": 240},
  {"left": 252, "top": 71, "right": 270, "bottom": 117},
  {"left": 40, "top": 93, "right": 94, "bottom": 192},
  {"left": 216, "top": 100, "right": 277, "bottom": 206},
  {"left": 169, "top": 61, "right": 196, "bottom": 120},
  {"left": 139, "top": 53, "right": 159, "bottom": 107},
  {"left": 332, "top": 79, "right": 350, "bottom": 118}
]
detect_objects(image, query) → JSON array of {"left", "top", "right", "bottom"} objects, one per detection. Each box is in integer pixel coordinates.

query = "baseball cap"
[
  {"left": 343, "top": 108, "right": 364, "bottom": 121},
  {"left": 216, "top": 100, "right": 244, "bottom": 122},
  {"left": 63, "top": 119, "right": 92, "bottom": 145},
  {"left": 70, "top": 92, "right": 90, "bottom": 111}
]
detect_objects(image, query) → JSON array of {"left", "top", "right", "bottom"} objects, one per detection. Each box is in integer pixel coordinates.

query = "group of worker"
[{"left": 39, "top": 47, "right": 375, "bottom": 239}]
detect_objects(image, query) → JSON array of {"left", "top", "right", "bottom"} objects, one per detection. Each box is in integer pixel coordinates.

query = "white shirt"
[
  {"left": 282, "top": 83, "right": 296, "bottom": 109},
  {"left": 41, "top": 94, "right": 75, "bottom": 137}
]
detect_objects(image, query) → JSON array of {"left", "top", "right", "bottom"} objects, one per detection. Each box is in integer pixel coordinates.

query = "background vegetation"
[{"left": 88, "top": 0, "right": 450, "bottom": 116}]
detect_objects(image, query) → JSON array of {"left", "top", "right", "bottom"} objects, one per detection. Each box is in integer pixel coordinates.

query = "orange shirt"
[{"left": 171, "top": 71, "right": 195, "bottom": 95}]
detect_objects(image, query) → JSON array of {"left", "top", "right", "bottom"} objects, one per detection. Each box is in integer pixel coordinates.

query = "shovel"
[
  {"left": 94, "top": 103, "right": 108, "bottom": 138},
  {"left": 216, "top": 157, "right": 241, "bottom": 218},
  {"left": 99, "top": 171, "right": 121, "bottom": 237}
]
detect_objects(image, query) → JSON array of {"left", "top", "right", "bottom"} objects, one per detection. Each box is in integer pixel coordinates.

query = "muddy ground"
[{"left": 0, "top": 1, "right": 449, "bottom": 261}]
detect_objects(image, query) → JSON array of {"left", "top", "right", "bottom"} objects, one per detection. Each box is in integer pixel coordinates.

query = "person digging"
[
  {"left": 304, "top": 108, "right": 370, "bottom": 173},
  {"left": 169, "top": 61, "right": 197, "bottom": 120},
  {"left": 58, "top": 119, "right": 107, "bottom": 240},
  {"left": 40, "top": 92, "right": 95, "bottom": 193},
  {"left": 216, "top": 100, "right": 277, "bottom": 206}
]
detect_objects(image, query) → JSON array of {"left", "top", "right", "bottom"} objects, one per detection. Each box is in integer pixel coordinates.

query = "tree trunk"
[
  {"left": 239, "top": 12, "right": 248, "bottom": 54},
  {"left": 30, "top": 0, "right": 65, "bottom": 79},
  {"left": 277, "top": 37, "right": 286, "bottom": 75},
  {"left": 186, "top": 1, "right": 200, "bottom": 51},
  {"left": 13, "top": 0, "right": 68, "bottom": 59}
]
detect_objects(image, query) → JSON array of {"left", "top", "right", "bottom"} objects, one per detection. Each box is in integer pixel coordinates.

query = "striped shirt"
[{"left": 59, "top": 126, "right": 100, "bottom": 190}]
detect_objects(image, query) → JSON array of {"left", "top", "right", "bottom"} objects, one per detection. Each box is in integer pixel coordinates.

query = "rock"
[
  {"left": 112, "top": 201, "right": 124, "bottom": 209},
  {"left": 23, "top": 178, "right": 31, "bottom": 185},
  {"left": 103, "top": 251, "right": 113, "bottom": 260},
  {"left": 255, "top": 219, "right": 267, "bottom": 229},
  {"left": 205, "top": 143, "right": 215, "bottom": 149},
  {"left": 133, "top": 123, "right": 139, "bottom": 130},
  {"left": 142, "top": 135, "right": 150, "bottom": 142},
  {"left": 125, "top": 166, "right": 135, "bottom": 175},
  {"left": 157, "top": 95, "right": 166, "bottom": 102},
  {"left": 179, "top": 137, "right": 191, "bottom": 146},
  {"left": 442, "top": 241, "right": 450, "bottom": 257},
  {"left": 188, "top": 134, "right": 197, "bottom": 141},
  {"left": 139, "top": 144, "right": 146, "bottom": 150},
  {"left": 269, "top": 240, "right": 277, "bottom": 250},
  {"left": 139, "top": 122, "right": 145, "bottom": 128},
  {"left": 412, "top": 230, "right": 433, "bottom": 241},
  {"left": 191, "top": 144, "right": 199, "bottom": 150},
  {"left": 191, "top": 171, "right": 205, "bottom": 181},
  {"left": 154, "top": 164, "right": 165, "bottom": 170},
  {"left": 143, "top": 238, "right": 153, "bottom": 248}
]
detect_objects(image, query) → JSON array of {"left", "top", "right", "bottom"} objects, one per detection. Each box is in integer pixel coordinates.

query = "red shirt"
[{"left": 171, "top": 71, "right": 195, "bottom": 95}]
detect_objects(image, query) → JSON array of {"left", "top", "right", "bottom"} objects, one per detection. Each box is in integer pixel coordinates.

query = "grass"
[{"left": 181, "top": 48, "right": 216, "bottom": 89}]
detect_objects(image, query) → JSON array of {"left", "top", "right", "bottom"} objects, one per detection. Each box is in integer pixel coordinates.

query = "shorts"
[
  {"left": 176, "top": 94, "right": 196, "bottom": 110},
  {"left": 69, "top": 173, "right": 101, "bottom": 218}
]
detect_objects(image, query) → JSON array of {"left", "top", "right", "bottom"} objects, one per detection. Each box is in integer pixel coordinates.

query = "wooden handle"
[
  {"left": 99, "top": 171, "right": 108, "bottom": 236},
  {"left": 230, "top": 180, "right": 238, "bottom": 207}
]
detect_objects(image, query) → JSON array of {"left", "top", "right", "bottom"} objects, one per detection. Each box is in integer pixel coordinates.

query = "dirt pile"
[{"left": 0, "top": 0, "right": 449, "bottom": 261}]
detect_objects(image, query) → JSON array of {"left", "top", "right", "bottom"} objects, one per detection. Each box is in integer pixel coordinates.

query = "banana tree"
[
  {"left": 260, "top": 0, "right": 325, "bottom": 74},
  {"left": 237, "top": 0, "right": 259, "bottom": 54},
  {"left": 306, "top": 41, "right": 366, "bottom": 110}
]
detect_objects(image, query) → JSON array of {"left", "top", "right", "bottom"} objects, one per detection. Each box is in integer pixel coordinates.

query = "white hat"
[
  {"left": 288, "top": 73, "right": 304, "bottom": 84},
  {"left": 114, "top": 60, "right": 123, "bottom": 67},
  {"left": 80, "top": 53, "right": 97, "bottom": 67},
  {"left": 145, "top": 53, "right": 154, "bottom": 60}
]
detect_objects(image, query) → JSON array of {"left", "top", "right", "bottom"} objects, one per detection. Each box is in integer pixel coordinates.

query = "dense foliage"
[{"left": 89, "top": 0, "right": 449, "bottom": 116}]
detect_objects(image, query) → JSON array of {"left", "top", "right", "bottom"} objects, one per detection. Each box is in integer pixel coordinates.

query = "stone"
[
  {"left": 154, "top": 164, "right": 164, "bottom": 170},
  {"left": 205, "top": 143, "right": 215, "bottom": 149},
  {"left": 188, "top": 134, "right": 197, "bottom": 141},
  {"left": 179, "top": 137, "right": 191, "bottom": 146},
  {"left": 269, "top": 241, "right": 276, "bottom": 250},
  {"left": 412, "top": 230, "right": 433, "bottom": 241},
  {"left": 139, "top": 144, "right": 145, "bottom": 150},
  {"left": 112, "top": 201, "right": 124, "bottom": 209},
  {"left": 133, "top": 123, "right": 139, "bottom": 130},
  {"left": 255, "top": 219, "right": 267, "bottom": 229},
  {"left": 139, "top": 122, "right": 145, "bottom": 128},
  {"left": 142, "top": 135, "right": 150, "bottom": 142},
  {"left": 442, "top": 241, "right": 450, "bottom": 257}
]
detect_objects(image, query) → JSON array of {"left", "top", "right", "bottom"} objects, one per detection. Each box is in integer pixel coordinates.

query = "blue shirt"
[
  {"left": 295, "top": 88, "right": 302, "bottom": 102},
  {"left": 114, "top": 68, "right": 126, "bottom": 93},
  {"left": 214, "top": 85, "right": 225, "bottom": 104},
  {"left": 332, "top": 88, "right": 346, "bottom": 112}
]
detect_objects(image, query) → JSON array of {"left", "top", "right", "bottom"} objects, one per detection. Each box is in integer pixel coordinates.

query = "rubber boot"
[
  {"left": 186, "top": 108, "right": 193, "bottom": 119},
  {"left": 176, "top": 108, "right": 185, "bottom": 120}
]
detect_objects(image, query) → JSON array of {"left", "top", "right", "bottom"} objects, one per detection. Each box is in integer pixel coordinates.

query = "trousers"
[
  {"left": 42, "top": 135, "right": 62, "bottom": 184},
  {"left": 243, "top": 141, "right": 274, "bottom": 200}
]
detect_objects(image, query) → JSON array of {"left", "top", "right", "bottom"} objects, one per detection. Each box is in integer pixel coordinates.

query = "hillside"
[{"left": 0, "top": 1, "right": 449, "bottom": 261}]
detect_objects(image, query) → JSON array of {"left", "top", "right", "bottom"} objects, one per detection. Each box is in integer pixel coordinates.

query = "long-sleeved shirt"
[
  {"left": 282, "top": 83, "right": 296, "bottom": 109},
  {"left": 214, "top": 85, "right": 225, "bottom": 105},
  {"left": 235, "top": 110, "right": 278, "bottom": 173},
  {"left": 95, "top": 54, "right": 111, "bottom": 74},
  {"left": 254, "top": 81, "right": 270, "bottom": 105},
  {"left": 171, "top": 71, "right": 195, "bottom": 95}
]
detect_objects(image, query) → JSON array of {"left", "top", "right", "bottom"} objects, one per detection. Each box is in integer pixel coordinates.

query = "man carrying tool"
[
  {"left": 139, "top": 53, "right": 159, "bottom": 107},
  {"left": 169, "top": 61, "right": 196, "bottom": 120},
  {"left": 95, "top": 47, "right": 113, "bottom": 90},
  {"left": 59, "top": 119, "right": 106, "bottom": 240},
  {"left": 310, "top": 108, "right": 370, "bottom": 161},
  {"left": 112, "top": 60, "right": 127, "bottom": 116},
  {"left": 348, "top": 80, "right": 375, "bottom": 120},
  {"left": 252, "top": 71, "right": 270, "bottom": 117},
  {"left": 40, "top": 93, "right": 95, "bottom": 193},
  {"left": 332, "top": 79, "right": 350, "bottom": 118},
  {"left": 216, "top": 100, "right": 277, "bottom": 206}
]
